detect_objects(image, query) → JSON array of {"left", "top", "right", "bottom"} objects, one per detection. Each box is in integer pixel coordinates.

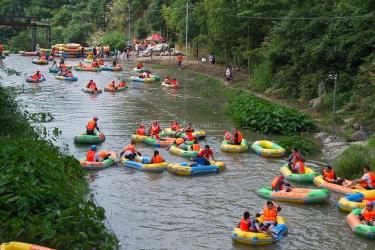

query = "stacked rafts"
[{"left": 52, "top": 43, "right": 93, "bottom": 58}]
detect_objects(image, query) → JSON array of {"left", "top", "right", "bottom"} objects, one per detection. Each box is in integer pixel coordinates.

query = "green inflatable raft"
[{"left": 74, "top": 131, "right": 105, "bottom": 144}]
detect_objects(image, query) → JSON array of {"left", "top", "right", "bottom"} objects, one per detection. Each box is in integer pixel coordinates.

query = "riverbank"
[{"left": 0, "top": 85, "right": 118, "bottom": 248}]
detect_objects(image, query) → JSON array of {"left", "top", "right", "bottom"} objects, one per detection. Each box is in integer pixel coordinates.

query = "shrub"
[
  {"left": 277, "top": 135, "right": 320, "bottom": 156},
  {"left": 100, "top": 30, "right": 126, "bottom": 50},
  {"left": 334, "top": 145, "right": 375, "bottom": 179},
  {"left": 225, "top": 92, "right": 315, "bottom": 135}
]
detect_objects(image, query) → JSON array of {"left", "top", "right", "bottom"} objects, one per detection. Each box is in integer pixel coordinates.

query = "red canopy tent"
[{"left": 146, "top": 34, "right": 165, "bottom": 42}]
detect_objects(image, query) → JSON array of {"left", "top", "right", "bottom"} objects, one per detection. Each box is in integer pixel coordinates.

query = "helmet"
[
  {"left": 90, "top": 145, "right": 97, "bottom": 150},
  {"left": 93, "top": 117, "right": 98, "bottom": 121}
]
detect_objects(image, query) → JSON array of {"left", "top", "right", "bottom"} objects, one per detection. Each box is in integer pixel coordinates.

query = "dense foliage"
[
  {"left": 225, "top": 92, "right": 315, "bottom": 135},
  {"left": 334, "top": 145, "right": 375, "bottom": 179},
  {"left": 0, "top": 86, "right": 118, "bottom": 248},
  {"left": 277, "top": 136, "right": 320, "bottom": 156}
]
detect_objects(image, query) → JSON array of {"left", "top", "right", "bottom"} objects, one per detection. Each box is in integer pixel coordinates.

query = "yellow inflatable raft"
[
  {"left": 251, "top": 140, "right": 286, "bottom": 158},
  {"left": 167, "top": 161, "right": 226, "bottom": 176},
  {"left": 0, "top": 242, "right": 54, "bottom": 250},
  {"left": 220, "top": 139, "right": 249, "bottom": 153}
]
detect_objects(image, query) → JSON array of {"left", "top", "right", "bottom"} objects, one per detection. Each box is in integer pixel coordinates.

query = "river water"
[{"left": 0, "top": 55, "right": 373, "bottom": 250}]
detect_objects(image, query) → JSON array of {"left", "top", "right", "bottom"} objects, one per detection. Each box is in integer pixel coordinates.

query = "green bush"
[
  {"left": 100, "top": 30, "right": 126, "bottom": 50},
  {"left": 225, "top": 92, "right": 315, "bottom": 135},
  {"left": 0, "top": 139, "right": 118, "bottom": 249},
  {"left": 368, "top": 135, "right": 375, "bottom": 149},
  {"left": 277, "top": 135, "right": 320, "bottom": 156},
  {"left": 334, "top": 145, "right": 375, "bottom": 179}
]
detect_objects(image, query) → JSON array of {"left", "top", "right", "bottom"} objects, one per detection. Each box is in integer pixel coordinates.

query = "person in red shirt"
[
  {"left": 177, "top": 54, "right": 183, "bottom": 68},
  {"left": 200, "top": 145, "right": 216, "bottom": 161},
  {"left": 118, "top": 81, "right": 127, "bottom": 88}
]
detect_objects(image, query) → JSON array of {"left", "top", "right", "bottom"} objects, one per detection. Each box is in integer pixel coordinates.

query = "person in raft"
[
  {"left": 86, "top": 80, "right": 98, "bottom": 91},
  {"left": 77, "top": 61, "right": 83, "bottom": 68},
  {"left": 120, "top": 140, "right": 142, "bottom": 161},
  {"left": 227, "top": 128, "right": 243, "bottom": 145},
  {"left": 86, "top": 145, "right": 97, "bottom": 161},
  {"left": 108, "top": 80, "right": 117, "bottom": 89},
  {"left": 189, "top": 152, "right": 210, "bottom": 166},
  {"left": 39, "top": 52, "right": 46, "bottom": 60},
  {"left": 136, "top": 123, "right": 147, "bottom": 136},
  {"left": 184, "top": 129, "right": 195, "bottom": 142},
  {"left": 92, "top": 59, "right": 100, "bottom": 68},
  {"left": 63, "top": 70, "right": 73, "bottom": 78},
  {"left": 136, "top": 62, "right": 143, "bottom": 69},
  {"left": 291, "top": 154, "right": 305, "bottom": 174},
  {"left": 31, "top": 71, "right": 43, "bottom": 80},
  {"left": 118, "top": 80, "right": 127, "bottom": 88},
  {"left": 86, "top": 117, "right": 99, "bottom": 135},
  {"left": 94, "top": 150, "right": 112, "bottom": 162},
  {"left": 170, "top": 120, "right": 181, "bottom": 132},
  {"left": 288, "top": 148, "right": 304, "bottom": 168},
  {"left": 200, "top": 145, "right": 216, "bottom": 161},
  {"left": 258, "top": 201, "right": 281, "bottom": 232},
  {"left": 164, "top": 76, "right": 171, "bottom": 84},
  {"left": 167, "top": 138, "right": 186, "bottom": 151},
  {"left": 351, "top": 166, "right": 375, "bottom": 190},
  {"left": 322, "top": 165, "right": 344, "bottom": 185},
  {"left": 271, "top": 175, "right": 292, "bottom": 192},
  {"left": 171, "top": 78, "right": 178, "bottom": 86},
  {"left": 150, "top": 150, "right": 165, "bottom": 164},
  {"left": 139, "top": 71, "right": 150, "bottom": 78},
  {"left": 359, "top": 202, "right": 375, "bottom": 226},
  {"left": 149, "top": 121, "right": 161, "bottom": 140},
  {"left": 237, "top": 211, "right": 261, "bottom": 233},
  {"left": 190, "top": 138, "right": 200, "bottom": 152}
]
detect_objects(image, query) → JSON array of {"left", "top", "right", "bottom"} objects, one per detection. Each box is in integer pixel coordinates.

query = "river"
[{"left": 0, "top": 55, "right": 373, "bottom": 250}]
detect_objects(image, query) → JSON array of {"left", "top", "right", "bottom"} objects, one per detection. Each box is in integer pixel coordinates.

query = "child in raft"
[
  {"left": 359, "top": 202, "right": 375, "bottom": 226},
  {"left": 150, "top": 150, "right": 165, "bottom": 164},
  {"left": 271, "top": 175, "right": 293, "bottom": 192},
  {"left": 322, "top": 165, "right": 344, "bottom": 185},
  {"left": 120, "top": 140, "right": 142, "bottom": 161},
  {"left": 237, "top": 211, "right": 261, "bottom": 233}
]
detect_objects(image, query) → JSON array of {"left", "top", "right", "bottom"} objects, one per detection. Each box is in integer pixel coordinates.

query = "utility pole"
[
  {"left": 185, "top": 1, "right": 188, "bottom": 61},
  {"left": 328, "top": 74, "right": 338, "bottom": 141},
  {"left": 128, "top": 4, "right": 131, "bottom": 40}
]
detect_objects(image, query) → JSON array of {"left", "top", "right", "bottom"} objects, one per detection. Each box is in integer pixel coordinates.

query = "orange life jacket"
[
  {"left": 118, "top": 82, "right": 126, "bottom": 87},
  {"left": 361, "top": 172, "right": 375, "bottom": 188},
  {"left": 124, "top": 144, "right": 135, "bottom": 153},
  {"left": 171, "top": 123, "right": 180, "bottom": 131},
  {"left": 86, "top": 120, "right": 96, "bottom": 130},
  {"left": 90, "top": 83, "right": 97, "bottom": 90},
  {"left": 86, "top": 150, "right": 96, "bottom": 161},
  {"left": 175, "top": 138, "right": 185, "bottom": 145},
  {"left": 150, "top": 124, "right": 160, "bottom": 135},
  {"left": 362, "top": 209, "right": 375, "bottom": 222},
  {"left": 323, "top": 169, "right": 336, "bottom": 182},
  {"left": 151, "top": 155, "right": 164, "bottom": 163},
  {"left": 294, "top": 161, "right": 305, "bottom": 174},
  {"left": 235, "top": 131, "right": 243, "bottom": 143},
  {"left": 271, "top": 176, "right": 284, "bottom": 190},
  {"left": 99, "top": 151, "right": 109, "bottom": 158},
  {"left": 186, "top": 132, "right": 194, "bottom": 141},
  {"left": 239, "top": 218, "right": 250, "bottom": 232},
  {"left": 263, "top": 206, "right": 278, "bottom": 222},
  {"left": 136, "top": 128, "right": 146, "bottom": 136},
  {"left": 192, "top": 144, "right": 200, "bottom": 151}
]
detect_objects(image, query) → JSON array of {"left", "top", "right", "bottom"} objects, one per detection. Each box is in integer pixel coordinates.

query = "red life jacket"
[
  {"left": 239, "top": 218, "right": 250, "bottom": 232},
  {"left": 123, "top": 144, "right": 135, "bottom": 153},
  {"left": 136, "top": 128, "right": 146, "bottom": 136},
  {"left": 86, "top": 120, "right": 96, "bottom": 130},
  {"left": 271, "top": 176, "right": 284, "bottom": 190},
  {"left": 362, "top": 209, "right": 375, "bottom": 222},
  {"left": 186, "top": 132, "right": 194, "bottom": 141},
  {"left": 90, "top": 83, "right": 97, "bottom": 90},
  {"left": 323, "top": 169, "right": 336, "bottom": 182},
  {"left": 263, "top": 206, "right": 277, "bottom": 222},
  {"left": 150, "top": 124, "right": 160, "bottom": 135},
  {"left": 235, "top": 131, "right": 243, "bottom": 143},
  {"left": 86, "top": 150, "right": 96, "bottom": 161},
  {"left": 151, "top": 155, "right": 164, "bottom": 164}
]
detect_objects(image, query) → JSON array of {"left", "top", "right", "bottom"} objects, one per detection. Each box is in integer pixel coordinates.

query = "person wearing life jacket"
[
  {"left": 353, "top": 166, "right": 375, "bottom": 190},
  {"left": 292, "top": 156, "right": 305, "bottom": 174},
  {"left": 271, "top": 175, "right": 292, "bottom": 192},
  {"left": 232, "top": 128, "right": 243, "bottom": 145},
  {"left": 86, "top": 145, "right": 97, "bottom": 161},
  {"left": 59, "top": 61, "right": 67, "bottom": 69},
  {"left": 149, "top": 121, "right": 161, "bottom": 140},
  {"left": 118, "top": 81, "right": 127, "bottom": 88},
  {"left": 322, "top": 165, "right": 344, "bottom": 185},
  {"left": 140, "top": 71, "right": 150, "bottom": 78},
  {"left": 260, "top": 201, "right": 281, "bottom": 230},
  {"left": 150, "top": 150, "right": 165, "bottom": 164},
  {"left": 288, "top": 148, "right": 304, "bottom": 169},
  {"left": 93, "top": 150, "right": 112, "bottom": 162},
  {"left": 86, "top": 117, "right": 99, "bottom": 135},
  {"left": 190, "top": 139, "right": 200, "bottom": 152},
  {"left": 185, "top": 131, "right": 195, "bottom": 142},
  {"left": 185, "top": 123, "right": 195, "bottom": 133},
  {"left": 89, "top": 81, "right": 98, "bottom": 91},
  {"left": 177, "top": 54, "right": 183, "bottom": 68},
  {"left": 108, "top": 81, "right": 116, "bottom": 88},
  {"left": 136, "top": 123, "right": 146, "bottom": 136},
  {"left": 98, "top": 58, "right": 104, "bottom": 65},
  {"left": 200, "top": 145, "right": 216, "bottom": 161},
  {"left": 190, "top": 152, "right": 210, "bottom": 167},
  {"left": 359, "top": 202, "right": 375, "bottom": 226},
  {"left": 171, "top": 78, "right": 178, "bottom": 86},
  {"left": 120, "top": 140, "right": 141, "bottom": 161},
  {"left": 237, "top": 211, "right": 260, "bottom": 232},
  {"left": 137, "top": 62, "right": 143, "bottom": 69},
  {"left": 86, "top": 80, "right": 94, "bottom": 89},
  {"left": 77, "top": 62, "right": 83, "bottom": 68},
  {"left": 170, "top": 121, "right": 180, "bottom": 131},
  {"left": 64, "top": 71, "right": 73, "bottom": 77},
  {"left": 92, "top": 59, "right": 99, "bottom": 68},
  {"left": 39, "top": 52, "right": 46, "bottom": 60},
  {"left": 32, "top": 71, "right": 42, "bottom": 80}
]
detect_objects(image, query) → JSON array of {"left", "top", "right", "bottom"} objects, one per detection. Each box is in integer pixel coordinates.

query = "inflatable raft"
[
  {"left": 149, "top": 74, "right": 160, "bottom": 81},
  {"left": 159, "top": 128, "right": 206, "bottom": 139},
  {"left": 100, "top": 65, "right": 123, "bottom": 71},
  {"left": 162, "top": 81, "right": 180, "bottom": 88},
  {"left": 32, "top": 59, "right": 48, "bottom": 65},
  {"left": 130, "top": 76, "right": 156, "bottom": 83},
  {"left": 313, "top": 175, "right": 364, "bottom": 194},
  {"left": 257, "top": 186, "right": 330, "bottom": 204},
  {"left": 74, "top": 131, "right": 105, "bottom": 144},
  {"left": 169, "top": 145, "right": 198, "bottom": 158},
  {"left": 220, "top": 139, "right": 248, "bottom": 153},
  {"left": 0, "top": 242, "right": 55, "bottom": 250},
  {"left": 49, "top": 66, "right": 73, "bottom": 73},
  {"left": 104, "top": 85, "right": 127, "bottom": 92},
  {"left": 132, "top": 67, "right": 148, "bottom": 73},
  {"left": 167, "top": 161, "right": 225, "bottom": 176},
  {"left": 231, "top": 216, "right": 288, "bottom": 245},
  {"left": 346, "top": 208, "right": 375, "bottom": 239},
  {"left": 251, "top": 140, "right": 286, "bottom": 158},
  {"left": 137, "top": 136, "right": 175, "bottom": 147},
  {"left": 55, "top": 75, "right": 78, "bottom": 81},
  {"left": 337, "top": 191, "right": 375, "bottom": 212},
  {"left": 121, "top": 156, "right": 167, "bottom": 173},
  {"left": 82, "top": 87, "right": 102, "bottom": 94},
  {"left": 26, "top": 76, "right": 46, "bottom": 83},
  {"left": 84, "top": 58, "right": 93, "bottom": 63},
  {"left": 75, "top": 66, "right": 102, "bottom": 72},
  {"left": 80, "top": 151, "right": 117, "bottom": 170},
  {"left": 280, "top": 164, "right": 318, "bottom": 183}
]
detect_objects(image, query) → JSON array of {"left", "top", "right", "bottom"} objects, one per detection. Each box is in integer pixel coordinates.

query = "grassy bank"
[{"left": 0, "top": 86, "right": 118, "bottom": 248}]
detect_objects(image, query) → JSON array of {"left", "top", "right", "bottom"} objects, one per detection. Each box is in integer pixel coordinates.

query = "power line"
[{"left": 227, "top": 14, "right": 375, "bottom": 20}]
